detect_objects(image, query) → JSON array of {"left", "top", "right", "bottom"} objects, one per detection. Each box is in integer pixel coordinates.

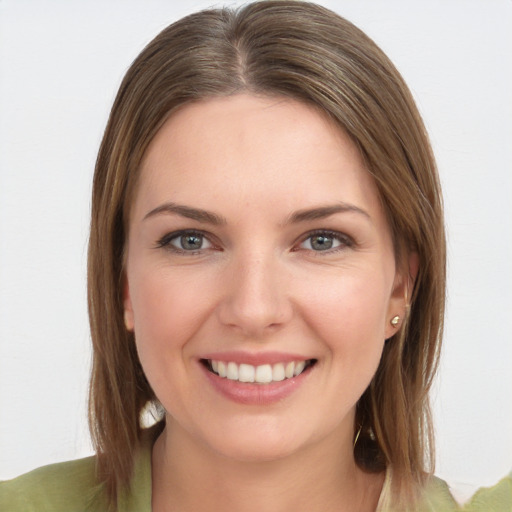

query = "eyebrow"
[
  {"left": 143, "top": 201, "right": 370, "bottom": 226},
  {"left": 143, "top": 203, "right": 227, "bottom": 225},
  {"left": 285, "top": 203, "right": 371, "bottom": 224}
]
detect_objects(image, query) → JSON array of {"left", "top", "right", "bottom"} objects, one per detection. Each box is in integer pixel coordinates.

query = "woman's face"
[{"left": 124, "top": 94, "right": 406, "bottom": 462}]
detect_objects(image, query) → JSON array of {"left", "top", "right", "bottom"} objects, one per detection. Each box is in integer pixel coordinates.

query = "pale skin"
[{"left": 123, "top": 94, "right": 415, "bottom": 512}]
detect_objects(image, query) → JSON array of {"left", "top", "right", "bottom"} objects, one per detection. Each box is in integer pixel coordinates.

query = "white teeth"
[
  {"left": 255, "top": 364, "right": 272, "bottom": 383},
  {"left": 227, "top": 362, "right": 238, "bottom": 380},
  {"left": 238, "top": 363, "right": 255, "bottom": 383},
  {"left": 293, "top": 360, "right": 306, "bottom": 376},
  {"left": 272, "top": 363, "right": 285, "bottom": 382},
  {"left": 208, "top": 359, "right": 312, "bottom": 383},
  {"left": 285, "top": 362, "right": 295, "bottom": 379}
]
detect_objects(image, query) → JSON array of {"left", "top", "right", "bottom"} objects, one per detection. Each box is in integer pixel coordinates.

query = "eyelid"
[
  {"left": 294, "top": 229, "right": 354, "bottom": 252},
  {"left": 155, "top": 228, "right": 354, "bottom": 255},
  {"left": 155, "top": 229, "right": 217, "bottom": 254}
]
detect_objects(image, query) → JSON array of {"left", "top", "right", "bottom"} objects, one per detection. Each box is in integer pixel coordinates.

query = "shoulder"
[
  {"left": 0, "top": 425, "right": 159, "bottom": 512},
  {"left": 419, "top": 472, "right": 512, "bottom": 512},
  {"left": 462, "top": 472, "right": 512, "bottom": 512},
  {"left": 378, "top": 472, "right": 459, "bottom": 511},
  {"left": 419, "top": 476, "right": 459, "bottom": 511},
  {"left": 0, "top": 456, "right": 108, "bottom": 512}
]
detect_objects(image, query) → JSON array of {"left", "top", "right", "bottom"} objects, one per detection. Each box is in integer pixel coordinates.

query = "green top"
[
  {"left": 462, "top": 473, "right": 512, "bottom": 512},
  {"left": 1, "top": 429, "right": 510, "bottom": 511},
  {"left": 0, "top": 429, "right": 153, "bottom": 512}
]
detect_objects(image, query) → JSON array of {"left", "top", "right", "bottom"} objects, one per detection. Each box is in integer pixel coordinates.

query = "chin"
[
  {"left": 212, "top": 436, "right": 302, "bottom": 463},
  {"left": 196, "top": 415, "right": 323, "bottom": 464}
]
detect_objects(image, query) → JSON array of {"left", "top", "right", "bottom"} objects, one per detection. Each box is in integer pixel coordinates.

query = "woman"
[{"left": 1, "top": 2, "right": 509, "bottom": 511}]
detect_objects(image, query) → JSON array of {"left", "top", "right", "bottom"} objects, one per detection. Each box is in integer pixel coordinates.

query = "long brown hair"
[{"left": 88, "top": 1, "right": 445, "bottom": 508}]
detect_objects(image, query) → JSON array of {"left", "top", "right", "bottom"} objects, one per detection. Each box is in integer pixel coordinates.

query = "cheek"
[
  {"left": 297, "top": 269, "right": 390, "bottom": 367},
  {"left": 130, "top": 266, "right": 213, "bottom": 342},
  {"left": 301, "top": 268, "right": 390, "bottom": 330},
  {"left": 128, "top": 268, "right": 215, "bottom": 392}
]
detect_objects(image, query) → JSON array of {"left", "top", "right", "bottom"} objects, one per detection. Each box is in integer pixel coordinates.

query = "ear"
[
  {"left": 123, "top": 276, "right": 135, "bottom": 332},
  {"left": 385, "top": 251, "right": 419, "bottom": 339}
]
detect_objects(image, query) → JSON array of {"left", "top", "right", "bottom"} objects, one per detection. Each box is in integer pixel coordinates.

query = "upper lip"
[{"left": 199, "top": 351, "right": 315, "bottom": 366}]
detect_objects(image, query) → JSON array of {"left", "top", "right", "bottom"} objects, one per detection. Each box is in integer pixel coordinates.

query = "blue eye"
[
  {"left": 299, "top": 231, "right": 351, "bottom": 252},
  {"left": 158, "top": 230, "right": 212, "bottom": 252}
]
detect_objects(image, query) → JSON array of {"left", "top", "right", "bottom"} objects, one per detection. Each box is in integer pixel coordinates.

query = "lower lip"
[{"left": 201, "top": 363, "right": 312, "bottom": 405}]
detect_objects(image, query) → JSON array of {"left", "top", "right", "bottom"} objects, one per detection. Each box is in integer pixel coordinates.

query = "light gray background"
[{"left": 1, "top": 0, "right": 511, "bottom": 498}]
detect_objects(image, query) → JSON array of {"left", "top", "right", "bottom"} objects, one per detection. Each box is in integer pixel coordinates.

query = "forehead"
[{"left": 132, "top": 94, "right": 383, "bottom": 224}]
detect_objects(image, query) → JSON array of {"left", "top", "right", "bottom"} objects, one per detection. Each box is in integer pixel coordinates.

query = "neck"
[{"left": 151, "top": 419, "right": 384, "bottom": 512}]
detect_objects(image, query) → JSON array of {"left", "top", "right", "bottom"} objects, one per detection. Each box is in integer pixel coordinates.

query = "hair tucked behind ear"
[{"left": 88, "top": 2, "right": 445, "bottom": 509}]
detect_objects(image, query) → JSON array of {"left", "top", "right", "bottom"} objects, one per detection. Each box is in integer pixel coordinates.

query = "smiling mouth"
[{"left": 201, "top": 359, "right": 317, "bottom": 384}]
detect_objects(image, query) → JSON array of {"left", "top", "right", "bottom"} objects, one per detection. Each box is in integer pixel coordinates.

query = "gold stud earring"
[{"left": 390, "top": 315, "right": 400, "bottom": 327}]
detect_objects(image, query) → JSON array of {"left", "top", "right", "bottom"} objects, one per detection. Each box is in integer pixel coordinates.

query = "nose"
[{"left": 216, "top": 252, "right": 293, "bottom": 338}]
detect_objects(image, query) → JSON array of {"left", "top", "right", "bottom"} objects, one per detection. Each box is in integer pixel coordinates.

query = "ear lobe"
[
  {"left": 385, "top": 251, "right": 419, "bottom": 338},
  {"left": 123, "top": 278, "right": 135, "bottom": 332}
]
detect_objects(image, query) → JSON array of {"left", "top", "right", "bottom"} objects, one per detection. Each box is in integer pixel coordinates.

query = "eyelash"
[
  {"left": 155, "top": 229, "right": 354, "bottom": 255},
  {"left": 155, "top": 229, "right": 214, "bottom": 255},
  {"left": 295, "top": 229, "right": 354, "bottom": 253}
]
